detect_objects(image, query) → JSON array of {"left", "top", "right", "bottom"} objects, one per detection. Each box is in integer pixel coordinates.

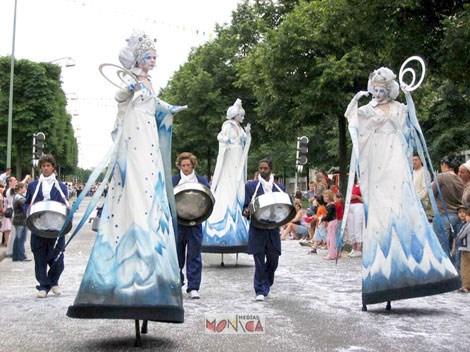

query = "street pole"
[{"left": 7, "top": 0, "right": 18, "bottom": 169}]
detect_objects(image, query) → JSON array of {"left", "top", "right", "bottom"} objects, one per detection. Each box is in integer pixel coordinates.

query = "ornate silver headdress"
[
  {"left": 119, "top": 30, "right": 157, "bottom": 69},
  {"left": 367, "top": 67, "right": 399, "bottom": 100}
]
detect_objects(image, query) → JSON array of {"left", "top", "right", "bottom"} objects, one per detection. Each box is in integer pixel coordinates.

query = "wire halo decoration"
[
  {"left": 98, "top": 63, "right": 138, "bottom": 89},
  {"left": 399, "top": 56, "right": 426, "bottom": 92}
]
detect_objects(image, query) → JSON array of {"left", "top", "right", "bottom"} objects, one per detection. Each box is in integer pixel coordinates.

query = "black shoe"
[{"left": 21, "top": 258, "right": 32, "bottom": 262}]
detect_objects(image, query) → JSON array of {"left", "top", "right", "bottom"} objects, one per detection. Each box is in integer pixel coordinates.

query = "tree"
[
  {"left": 237, "top": 0, "right": 467, "bottom": 192},
  {"left": 162, "top": 0, "right": 285, "bottom": 178},
  {"left": 0, "top": 57, "right": 78, "bottom": 177}
]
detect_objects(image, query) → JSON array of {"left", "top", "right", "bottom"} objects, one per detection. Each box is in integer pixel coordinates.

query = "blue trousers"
[
  {"left": 253, "top": 239, "right": 279, "bottom": 296},
  {"left": 177, "top": 225, "right": 202, "bottom": 292},
  {"left": 12, "top": 225, "right": 28, "bottom": 261},
  {"left": 30, "top": 234, "right": 65, "bottom": 292}
]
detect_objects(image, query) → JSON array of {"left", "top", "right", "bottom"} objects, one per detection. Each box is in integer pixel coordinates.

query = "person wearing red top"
[{"left": 347, "top": 178, "right": 364, "bottom": 258}]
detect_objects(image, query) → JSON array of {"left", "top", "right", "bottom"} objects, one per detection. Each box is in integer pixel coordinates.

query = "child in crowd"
[
  {"left": 323, "top": 190, "right": 338, "bottom": 260},
  {"left": 457, "top": 208, "right": 470, "bottom": 293},
  {"left": 334, "top": 192, "right": 344, "bottom": 257},
  {"left": 12, "top": 183, "right": 30, "bottom": 262},
  {"left": 452, "top": 206, "right": 467, "bottom": 273},
  {"left": 309, "top": 195, "right": 327, "bottom": 253}
]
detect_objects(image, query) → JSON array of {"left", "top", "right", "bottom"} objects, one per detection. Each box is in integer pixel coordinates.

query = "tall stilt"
[
  {"left": 362, "top": 304, "right": 367, "bottom": 312},
  {"left": 386, "top": 301, "right": 391, "bottom": 311},
  {"left": 134, "top": 320, "right": 142, "bottom": 347},
  {"left": 236, "top": 253, "right": 239, "bottom": 267},
  {"left": 141, "top": 320, "right": 148, "bottom": 334},
  {"left": 220, "top": 253, "right": 225, "bottom": 267}
]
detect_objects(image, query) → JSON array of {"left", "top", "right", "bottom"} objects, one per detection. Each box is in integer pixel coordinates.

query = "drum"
[
  {"left": 174, "top": 182, "right": 215, "bottom": 226},
  {"left": 249, "top": 192, "right": 296, "bottom": 229},
  {"left": 26, "top": 200, "right": 72, "bottom": 238}
]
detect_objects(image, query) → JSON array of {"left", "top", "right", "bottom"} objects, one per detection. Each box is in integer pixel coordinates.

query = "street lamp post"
[{"left": 6, "top": 0, "right": 18, "bottom": 169}]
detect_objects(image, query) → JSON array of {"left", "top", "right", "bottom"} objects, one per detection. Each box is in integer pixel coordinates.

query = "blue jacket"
[
  {"left": 25, "top": 178, "right": 69, "bottom": 210},
  {"left": 172, "top": 174, "right": 209, "bottom": 188}
]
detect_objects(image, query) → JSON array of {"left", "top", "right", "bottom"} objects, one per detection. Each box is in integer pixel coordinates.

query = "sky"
[{"left": 0, "top": 0, "right": 243, "bottom": 169}]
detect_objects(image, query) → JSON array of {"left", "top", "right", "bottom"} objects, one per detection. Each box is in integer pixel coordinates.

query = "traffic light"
[
  {"left": 296, "top": 136, "right": 309, "bottom": 166},
  {"left": 35, "top": 132, "right": 45, "bottom": 158},
  {"left": 32, "top": 132, "right": 46, "bottom": 167}
]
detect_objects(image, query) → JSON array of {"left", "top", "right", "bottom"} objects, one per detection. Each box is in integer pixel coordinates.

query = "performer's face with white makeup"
[
  {"left": 374, "top": 85, "right": 388, "bottom": 102},
  {"left": 180, "top": 158, "right": 194, "bottom": 176},
  {"left": 235, "top": 114, "right": 245, "bottom": 124},
  {"left": 258, "top": 162, "right": 271, "bottom": 180},
  {"left": 139, "top": 50, "right": 157, "bottom": 72}
]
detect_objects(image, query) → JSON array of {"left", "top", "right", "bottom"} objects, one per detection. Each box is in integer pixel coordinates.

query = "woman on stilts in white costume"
[
  {"left": 67, "top": 31, "right": 187, "bottom": 323},
  {"left": 343, "top": 59, "right": 459, "bottom": 310},
  {"left": 203, "top": 99, "right": 251, "bottom": 253}
]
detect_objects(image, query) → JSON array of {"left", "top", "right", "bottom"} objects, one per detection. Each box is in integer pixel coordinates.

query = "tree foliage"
[
  {"left": 0, "top": 57, "right": 78, "bottom": 177},
  {"left": 164, "top": 0, "right": 468, "bottom": 191}
]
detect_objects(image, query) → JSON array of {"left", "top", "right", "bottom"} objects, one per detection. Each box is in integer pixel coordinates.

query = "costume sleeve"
[
  {"left": 344, "top": 96, "right": 359, "bottom": 123},
  {"left": 217, "top": 121, "right": 233, "bottom": 144}
]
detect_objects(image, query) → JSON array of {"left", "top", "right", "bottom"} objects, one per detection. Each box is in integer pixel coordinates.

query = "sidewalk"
[{"left": 1, "top": 197, "right": 469, "bottom": 351}]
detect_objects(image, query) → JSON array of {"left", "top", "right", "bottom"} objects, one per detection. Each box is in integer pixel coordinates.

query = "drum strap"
[
  {"left": 31, "top": 179, "right": 69, "bottom": 206},
  {"left": 250, "top": 181, "right": 284, "bottom": 204}
]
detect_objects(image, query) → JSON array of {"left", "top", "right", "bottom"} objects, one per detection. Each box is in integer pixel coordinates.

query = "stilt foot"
[
  {"left": 362, "top": 304, "right": 367, "bottom": 312},
  {"left": 386, "top": 301, "right": 391, "bottom": 311},
  {"left": 141, "top": 320, "right": 148, "bottom": 334},
  {"left": 134, "top": 320, "right": 142, "bottom": 347}
]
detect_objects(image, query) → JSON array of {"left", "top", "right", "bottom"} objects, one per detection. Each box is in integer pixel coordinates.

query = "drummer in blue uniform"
[
  {"left": 243, "top": 158, "right": 285, "bottom": 301},
  {"left": 172, "top": 152, "right": 210, "bottom": 299},
  {"left": 25, "top": 154, "right": 69, "bottom": 298}
]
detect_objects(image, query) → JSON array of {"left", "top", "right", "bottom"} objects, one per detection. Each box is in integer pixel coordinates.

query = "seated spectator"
[
  {"left": 309, "top": 195, "right": 327, "bottom": 253},
  {"left": 281, "top": 203, "right": 308, "bottom": 240}
]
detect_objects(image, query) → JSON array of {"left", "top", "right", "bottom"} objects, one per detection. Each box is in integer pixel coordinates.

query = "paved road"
[{"left": 1, "top": 197, "right": 469, "bottom": 351}]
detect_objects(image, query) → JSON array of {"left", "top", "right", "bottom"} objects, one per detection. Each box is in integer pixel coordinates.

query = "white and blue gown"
[
  {"left": 202, "top": 119, "right": 250, "bottom": 253},
  {"left": 344, "top": 91, "right": 460, "bottom": 306},
  {"left": 67, "top": 82, "right": 183, "bottom": 322}
]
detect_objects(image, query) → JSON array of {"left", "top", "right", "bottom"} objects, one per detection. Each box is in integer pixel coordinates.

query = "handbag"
[{"left": 4, "top": 207, "right": 13, "bottom": 218}]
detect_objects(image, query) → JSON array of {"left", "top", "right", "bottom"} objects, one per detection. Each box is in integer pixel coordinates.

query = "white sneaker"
[
  {"left": 51, "top": 286, "right": 62, "bottom": 295},
  {"left": 350, "top": 251, "right": 362, "bottom": 258},
  {"left": 36, "top": 290, "right": 47, "bottom": 298},
  {"left": 347, "top": 249, "right": 356, "bottom": 257},
  {"left": 255, "top": 294, "right": 265, "bottom": 301},
  {"left": 189, "top": 290, "right": 200, "bottom": 299}
]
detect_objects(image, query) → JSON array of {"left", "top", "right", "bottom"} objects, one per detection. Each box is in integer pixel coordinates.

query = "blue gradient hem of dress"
[{"left": 203, "top": 205, "right": 249, "bottom": 253}]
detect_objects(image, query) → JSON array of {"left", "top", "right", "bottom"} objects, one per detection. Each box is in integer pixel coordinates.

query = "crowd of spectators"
[{"left": 281, "top": 154, "right": 469, "bottom": 283}]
